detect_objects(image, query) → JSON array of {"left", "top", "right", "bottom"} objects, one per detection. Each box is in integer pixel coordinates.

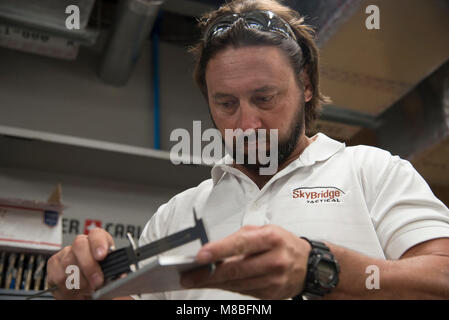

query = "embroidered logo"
[{"left": 292, "top": 187, "right": 345, "bottom": 204}]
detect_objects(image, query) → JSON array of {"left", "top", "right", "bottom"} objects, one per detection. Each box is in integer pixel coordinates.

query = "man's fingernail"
[
  {"left": 197, "top": 251, "right": 212, "bottom": 263},
  {"left": 96, "top": 247, "right": 105, "bottom": 259},
  {"left": 91, "top": 273, "right": 103, "bottom": 288}
]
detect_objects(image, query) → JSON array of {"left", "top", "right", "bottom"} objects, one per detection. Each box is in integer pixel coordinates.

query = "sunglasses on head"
[{"left": 204, "top": 10, "right": 297, "bottom": 43}]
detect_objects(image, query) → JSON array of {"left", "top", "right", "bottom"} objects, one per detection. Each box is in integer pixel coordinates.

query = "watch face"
[{"left": 316, "top": 261, "right": 337, "bottom": 288}]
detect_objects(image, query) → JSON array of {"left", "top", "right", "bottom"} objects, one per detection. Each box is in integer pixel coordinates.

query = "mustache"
[
  {"left": 222, "top": 129, "right": 273, "bottom": 151},
  {"left": 232, "top": 129, "right": 268, "bottom": 144}
]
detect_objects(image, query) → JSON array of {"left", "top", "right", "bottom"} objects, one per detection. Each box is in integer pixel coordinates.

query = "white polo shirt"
[{"left": 136, "top": 133, "right": 449, "bottom": 300}]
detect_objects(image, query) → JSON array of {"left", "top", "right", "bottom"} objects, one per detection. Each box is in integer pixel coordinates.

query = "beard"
[{"left": 210, "top": 96, "right": 305, "bottom": 174}]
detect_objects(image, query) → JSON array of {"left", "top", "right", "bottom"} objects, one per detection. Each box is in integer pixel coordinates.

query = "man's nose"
[{"left": 237, "top": 102, "right": 263, "bottom": 131}]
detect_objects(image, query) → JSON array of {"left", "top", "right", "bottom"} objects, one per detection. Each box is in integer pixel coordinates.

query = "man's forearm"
[{"left": 324, "top": 243, "right": 449, "bottom": 299}]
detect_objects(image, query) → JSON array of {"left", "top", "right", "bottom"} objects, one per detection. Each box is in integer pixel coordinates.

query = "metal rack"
[{"left": 0, "top": 125, "right": 212, "bottom": 189}]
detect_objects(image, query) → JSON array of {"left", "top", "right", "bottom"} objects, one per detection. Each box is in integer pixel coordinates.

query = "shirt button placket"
[
  {"left": 242, "top": 192, "right": 266, "bottom": 226},
  {"left": 242, "top": 177, "right": 271, "bottom": 226}
]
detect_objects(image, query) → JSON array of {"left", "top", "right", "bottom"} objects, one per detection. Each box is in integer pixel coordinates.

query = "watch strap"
[{"left": 293, "top": 237, "right": 339, "bottom": 300}]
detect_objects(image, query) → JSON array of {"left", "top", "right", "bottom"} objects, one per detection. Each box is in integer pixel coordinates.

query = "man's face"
[{"left": 205, "top": 45, "right": 312, "bottom": 168}]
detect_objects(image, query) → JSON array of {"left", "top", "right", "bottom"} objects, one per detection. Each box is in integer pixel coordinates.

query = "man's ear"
[{"left": 300, "top": 70, "right": 313, "bottom": 103}]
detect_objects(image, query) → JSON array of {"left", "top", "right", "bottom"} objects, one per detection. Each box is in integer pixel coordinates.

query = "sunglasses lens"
[
  {"left": 245, "top": 11, "right": 269, "bottom": 26},
  {"left": 206, "top": 11, "right": 295, "bottom": 42}
]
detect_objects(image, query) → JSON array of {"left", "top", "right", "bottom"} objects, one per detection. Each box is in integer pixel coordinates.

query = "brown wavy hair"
[{"left": 190, "top": 0, "right": 330, "bottom": 129}]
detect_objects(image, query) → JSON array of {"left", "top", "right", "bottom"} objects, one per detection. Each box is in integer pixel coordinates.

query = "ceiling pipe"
[
  {"left": 99, "top": 0, "right": 163, "bottom": 86},
  {"left": 286, "top": 0, "right": 361, "bottom": 48},
  {"left": 151, "top": 16, "right": 161, "bottom": 150},
  {"left": 376, "top": 61, "right": 449, "bottom": 159}
]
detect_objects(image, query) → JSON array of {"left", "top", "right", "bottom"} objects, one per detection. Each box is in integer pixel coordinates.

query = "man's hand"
[
  {"left": 46, "top": 228, "right": 115, "bottom": 299},
  {"left": 180, "top": 225, "right": 311, "bottom": 299}
]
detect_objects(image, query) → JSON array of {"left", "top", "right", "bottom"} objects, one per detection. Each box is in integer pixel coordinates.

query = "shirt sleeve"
[{"left": 354, "top": 146, "right": 449, "bottom": 260}]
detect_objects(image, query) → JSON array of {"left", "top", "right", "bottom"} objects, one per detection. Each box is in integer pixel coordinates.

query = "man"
[{"left": 47, "top": 0, "right": 449, "bottom": 300}]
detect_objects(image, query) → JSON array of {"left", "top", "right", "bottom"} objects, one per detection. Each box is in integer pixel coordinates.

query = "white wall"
[
  {"left": 0, "top": 41, "right": 213, "bottom": 150},
  {"left": 0, "top": 40, "right": 213, "bottom": 247}
]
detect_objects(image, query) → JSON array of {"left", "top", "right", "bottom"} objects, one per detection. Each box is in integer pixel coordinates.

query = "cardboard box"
[{"left": 0, "top": 185, "right": 64, "bottom": 254}]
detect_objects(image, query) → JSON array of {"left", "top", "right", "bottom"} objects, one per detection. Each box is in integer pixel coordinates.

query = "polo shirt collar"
[
  {"left": 210, "top": 132, "right": 345, "bottom": 185},
  {"left": 298, "top": 132, "right": 345, "bottom": 166}
]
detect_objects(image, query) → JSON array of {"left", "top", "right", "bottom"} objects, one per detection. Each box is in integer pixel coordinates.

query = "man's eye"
[
  {"left": 220, "top": 101, "right": 236, "bottom": 108},
  {"left": 257, "top": 95, "right": 274, "bottom": 103}
]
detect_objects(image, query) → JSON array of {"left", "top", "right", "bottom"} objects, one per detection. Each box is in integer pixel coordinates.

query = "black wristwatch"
[{"left": 293, "top": 237, "right": 340, "bottom": 300}]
